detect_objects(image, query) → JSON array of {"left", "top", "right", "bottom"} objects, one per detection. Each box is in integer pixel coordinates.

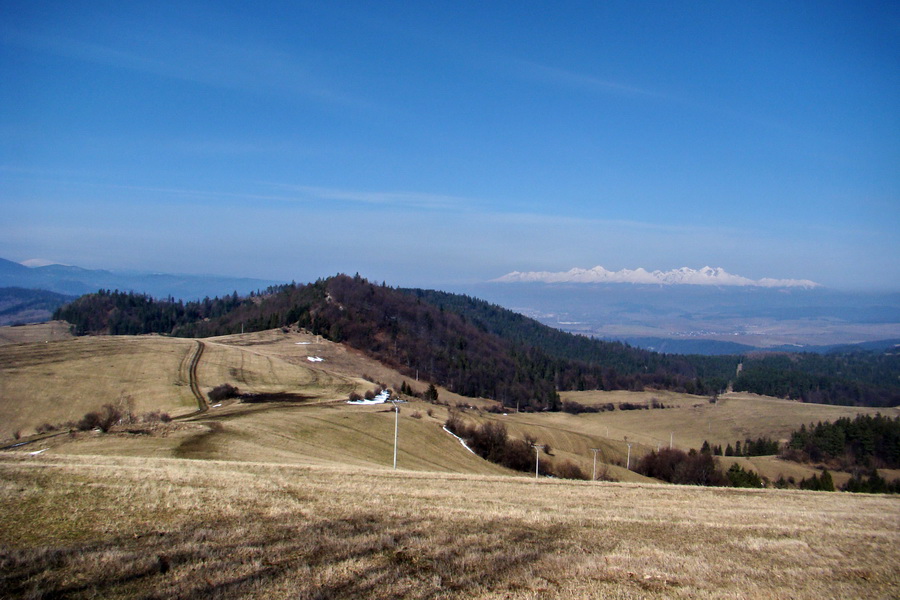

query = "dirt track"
[{"left": 187, "top": 340, "right": 207, "bottom": 412}]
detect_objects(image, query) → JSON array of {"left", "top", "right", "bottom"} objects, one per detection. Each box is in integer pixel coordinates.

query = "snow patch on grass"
[
  {"left": 347, "top": 390, "right": 391, "bottom": 405},
  {"left": 443, "top": 426, "right": 476, "bottom": 455}
]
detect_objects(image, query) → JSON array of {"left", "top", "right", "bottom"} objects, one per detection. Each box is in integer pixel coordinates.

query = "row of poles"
[{"left": 391, "top": 400, "right": 670, "bottom": 481}]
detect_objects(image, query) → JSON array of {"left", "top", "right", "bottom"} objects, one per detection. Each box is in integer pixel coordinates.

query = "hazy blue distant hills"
[
  {"left": 0, "top": 287, "right": 77, "bottom": 326},
  {"left": 0, "top": 258, "right": 282, "bottom": 301}
]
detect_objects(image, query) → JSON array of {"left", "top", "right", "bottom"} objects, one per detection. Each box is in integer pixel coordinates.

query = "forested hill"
[
  {"left": 401, "top": 288, "right": 731, "bottom": 386},
  {"left": 53, "top": 274, "right": 900, "bottom": 408},
  {"left": 54, "top": 275, "right": 731, "bottom": 409}
]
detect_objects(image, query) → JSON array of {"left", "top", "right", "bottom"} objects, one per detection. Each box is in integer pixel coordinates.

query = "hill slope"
[
  {"left": 54, "top": 276, "right": 739, "bottom": 409},
  {"left": 53, "top": 274, "right": 900, "bottom": 407}
]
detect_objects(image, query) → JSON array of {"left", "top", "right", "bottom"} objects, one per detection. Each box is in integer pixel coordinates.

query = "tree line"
[{"left": 783, "top": 413, "right": 900, "bottom": 469}]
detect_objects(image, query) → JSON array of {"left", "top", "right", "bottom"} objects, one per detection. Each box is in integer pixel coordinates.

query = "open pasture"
[
  {"left": 0, "top": 321, "right": 74, "bottom": 346},
  {"left": 1, "top": 452, "right": 897, "bottom": 599},
  {"left": 0, "top": 336, "right": 199, "bottom": 440}
]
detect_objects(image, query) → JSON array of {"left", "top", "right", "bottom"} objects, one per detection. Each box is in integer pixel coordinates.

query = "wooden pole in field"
[
  {"left": 532, "top": 445, "right": 545, "bottom": 479},
  {"left": 590, "top": 448, "right": 600, "bottom": 481},
  {"left": 392, "top": 400, "right": 400, "bottom": 470}
]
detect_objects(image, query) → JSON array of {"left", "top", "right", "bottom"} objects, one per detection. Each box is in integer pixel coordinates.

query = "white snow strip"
[
  {"left": 307, "top": 356, "right": 324, "bottom": 362},
  {"left": 347, "top": 390, "right": 391, "bottom": 405},
  {"left": 295, "top": 342, "right": 311, "bottom": 345},
  {"left": 212, "top": 403, "right": 222, "bottom": 408},
  {"left": 29, "top": 449, "right": 47, "bottom": 456},
  {"left": 493, "top": 265, "right": 820, "bottom": 288},
  {"left": 443, "top": 426, "right": 477, "bottom": 455}
]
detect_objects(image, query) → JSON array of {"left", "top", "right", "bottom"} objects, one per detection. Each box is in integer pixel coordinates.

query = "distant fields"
[{"left": 559, "top": 389, "right": 897, "bottom": 451}]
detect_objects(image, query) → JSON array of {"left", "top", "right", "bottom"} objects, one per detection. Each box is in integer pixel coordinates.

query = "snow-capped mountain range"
[{"left": 493, "top": 266, "right": 821, "bottom": 288}]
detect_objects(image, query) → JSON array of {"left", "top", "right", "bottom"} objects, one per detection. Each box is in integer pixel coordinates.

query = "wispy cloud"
[
  {"left": 507, "top": 59, "right": 665, "bottom": 100},
  {"left": 499, "top": 56, "right": 780, "bottom": 130},
  {"left": 1, "top": 21, "right": 362, "bottom": 108},
  {"left": 272, "top": 185, "right": 474, "bottom": 210}
]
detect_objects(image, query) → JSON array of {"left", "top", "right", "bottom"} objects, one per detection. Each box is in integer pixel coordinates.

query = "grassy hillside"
[
  {"left": 3, "top": 324, "right": 897, "bottom": 481},
  {"left": 0, "top": 320, "right": 74, "bottom": 345},
  {"left": 2, "top": 323, "right": 900, "bottom": 597},
  {"left": 0, "top": 335, "right": 200, "bottom": 439},
  {"left": 441, "top": 392, "right": 898, "bottom": 486},
  {"left": 1, "top": 453, "right": 897, "bottom": 599},
  {"left": 558, "top": 390, "right": 898, "bottom": 451}
]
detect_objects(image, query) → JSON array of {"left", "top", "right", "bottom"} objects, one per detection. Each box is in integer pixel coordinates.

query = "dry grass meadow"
[
  {"left": 1, "top": 453, "right": 897, "bottom": 599},
  {"left": 1, "top": 324, "right": 899, "bottom": 598}
]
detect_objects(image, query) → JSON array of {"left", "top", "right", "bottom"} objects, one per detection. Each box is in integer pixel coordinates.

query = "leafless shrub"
[
  {"left": 348, "top": 392, "right": 362, "bottom": 402},
  {"left": 410, "top": 411, "right": 422, "bottom": 419},
  {"left": 98, "top": 404, "right": 122, "bottom": 432},
  {"left": 141, "top": 411, "right": 172, "bottom": 424},
  {"left": 552, "top": 460, "right": 588, "bottom": 480},
  {"left": 77, "top": 404, "right": 122, "bottom": 433},
  {"left": 209, "top": 383, "right": 240, "bottom": 402},
  {"left": 77, "top": 412, "right": 102, "bottom": 431},
  {"left": 117, "top": 395, "right": 137, "bottom": 424}
]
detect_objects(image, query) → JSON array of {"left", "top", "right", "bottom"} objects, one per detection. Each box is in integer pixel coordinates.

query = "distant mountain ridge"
[
  {"left": 494, "top": 265, "right": 820, "bottom": 288},
  {"left": 0, "top": 258, "right": 282, "bottom": 300}
]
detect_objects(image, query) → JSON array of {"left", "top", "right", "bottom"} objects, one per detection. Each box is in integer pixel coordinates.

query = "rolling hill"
[{"left": 53, "top": 274, "right": 900, "bottom": 407}]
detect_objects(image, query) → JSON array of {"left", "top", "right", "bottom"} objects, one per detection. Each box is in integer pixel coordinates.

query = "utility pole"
[
  {"left": 670, "top": 431, "right": 674, "bottom": 450},
  {"left": 392, "top": 400, "right": 400, "bottom": 470},
  {"left": 532, "top": 444, "right": 546, "bottom": 479},
  {"left": 590, "top": 448, "right": 600, "bottom": 481},
  {"left": 626, "top": 442, "right": 633, "bottom": 470}
]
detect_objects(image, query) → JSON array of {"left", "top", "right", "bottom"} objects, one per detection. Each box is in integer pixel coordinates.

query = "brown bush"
[
  {"left": 209, "top": 383, "right": 240, "bottom": 402},
  {"left": 552, "top": 460, "right": 588, "bottom": 480}
]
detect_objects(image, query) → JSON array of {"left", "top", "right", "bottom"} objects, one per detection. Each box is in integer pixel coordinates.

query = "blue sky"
[{"left": 2, "top": 1, "right": 898, "bottom": 289}]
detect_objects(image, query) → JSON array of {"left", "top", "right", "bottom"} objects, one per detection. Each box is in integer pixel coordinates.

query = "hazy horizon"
[{"left": 3, "top": 2, "right": 898, "bottom": 290}]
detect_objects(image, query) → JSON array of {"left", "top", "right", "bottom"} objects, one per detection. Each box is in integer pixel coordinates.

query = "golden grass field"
[
  {"left": 1, "top": 453, "right": 897, "bottom": 599},
  {"left": 1, "top": 323, "right": 899, "bottom": 598},
  {"left": 0, "top": 320, "right": 74, "bottom": 346}
]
